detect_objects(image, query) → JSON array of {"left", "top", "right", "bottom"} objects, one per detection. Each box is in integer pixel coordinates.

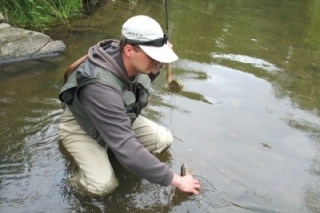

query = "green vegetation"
[
  {"left": 0, "top": 0, "right": 140, "bottom": 29},
  {"left": 0, "top": 0, "right": 83, "bottom": 28}
]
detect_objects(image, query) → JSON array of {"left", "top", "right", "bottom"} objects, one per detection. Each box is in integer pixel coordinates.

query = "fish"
[{"left": 180, "top": 163, "right": 188, "bottom": 176}]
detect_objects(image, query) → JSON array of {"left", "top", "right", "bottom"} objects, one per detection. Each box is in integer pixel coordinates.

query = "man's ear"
[{"left": 123, "top": 44, "right": 134, "bottom": 58}]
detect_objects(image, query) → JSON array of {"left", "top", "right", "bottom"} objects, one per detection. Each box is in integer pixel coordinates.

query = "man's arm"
[
  {"left": 80, "top": 83, "right": 173, "bottom": 185},
  {"left": 80, "top": 83, "right": 201, "bottom": 194}
]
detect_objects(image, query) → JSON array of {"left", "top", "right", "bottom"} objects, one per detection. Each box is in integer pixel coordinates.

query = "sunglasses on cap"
[{"left": 125, "top": 34, "right": 168, "bottom": 47}]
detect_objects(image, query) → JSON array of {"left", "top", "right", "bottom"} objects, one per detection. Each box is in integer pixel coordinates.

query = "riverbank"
[{"left": 0, "top": 13, "right": 66, "bottom": 64}]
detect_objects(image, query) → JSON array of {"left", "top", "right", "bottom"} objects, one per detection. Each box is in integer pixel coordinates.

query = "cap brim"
[{"left": 139, "top": 44, "right": 179, "bottom": 63}]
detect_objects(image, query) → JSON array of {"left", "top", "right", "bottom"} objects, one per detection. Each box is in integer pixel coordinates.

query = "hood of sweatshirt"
[{"left": 87, "top": 39, "right": 137, "bottom": 86}]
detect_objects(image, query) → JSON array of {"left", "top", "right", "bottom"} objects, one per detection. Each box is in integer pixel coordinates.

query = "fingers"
[
  {"left": 173, "top": 173, "right": 201, "bottom": 195},
  {"left": 192, "top": 179, "right": 201, "bottom": 195},
  {"left": 194, "top": 179, "right": 199, "bottom": 184},
  {"left": 187, "top": 175, "right": 201, "bottom": 195},
  {"left": 166, "top": 41, "right": 173, "bottom": 49}
]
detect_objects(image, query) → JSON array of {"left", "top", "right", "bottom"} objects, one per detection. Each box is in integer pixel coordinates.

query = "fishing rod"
[
  {"left": 164, "top": 0, "right": 183, "bottom": 93},
  {"left": 165, "top": 0, "right": 169, "bottom": 34}
]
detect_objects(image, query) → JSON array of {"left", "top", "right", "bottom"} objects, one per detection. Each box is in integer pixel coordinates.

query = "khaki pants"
[{"left": 58, "top": 107, "right": 173, "bottom": 195}]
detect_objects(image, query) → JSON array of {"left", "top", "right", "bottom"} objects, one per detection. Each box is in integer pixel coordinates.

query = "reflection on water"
[
  {"left": 211, "top": 53, "right": 282, "bottom": 73},
  {"left": 1, "top": 0, "right": 320, "bottom": 212}
]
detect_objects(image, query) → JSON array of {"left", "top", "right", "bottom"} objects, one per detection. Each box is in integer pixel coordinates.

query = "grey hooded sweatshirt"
[{"left": 77, "top": 39, "right": 173, "bottom": 186}]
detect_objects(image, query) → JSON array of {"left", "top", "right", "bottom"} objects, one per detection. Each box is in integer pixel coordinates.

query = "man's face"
[{"left": 130, "top": 45, "right": 164, "bottom": 75}]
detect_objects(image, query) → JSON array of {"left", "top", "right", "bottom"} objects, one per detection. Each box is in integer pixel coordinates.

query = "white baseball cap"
[{"left": 121, "top": 15, "right": 179, "bottom": 63}]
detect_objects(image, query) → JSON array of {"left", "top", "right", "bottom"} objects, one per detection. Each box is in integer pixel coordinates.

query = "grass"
[
  {"left": 0, "top": 0, "right": 140, "bottom": 29},
  {"left": 0, "top": 0, "right": 83, "bottom": 28}
]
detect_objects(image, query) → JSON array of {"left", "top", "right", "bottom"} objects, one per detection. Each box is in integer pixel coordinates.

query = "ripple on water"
[
  {"left": 0, "top": 118, "right": 65, "bottom": 212},
  {"left": 304, "top": 180, "right": 320, "bottom": 213},
  {"left": 311, "top": 133, "right": 320, "bottom": 149}
]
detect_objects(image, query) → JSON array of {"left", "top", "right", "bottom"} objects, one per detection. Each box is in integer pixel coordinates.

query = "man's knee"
[
  {"left": 84, "top": 176, "right": 119, "bottom": 195},
  {"left": 70, "top": 172, "right": 119, "bottom": 195},
  {"left": 155, "top": 126, "right": 173, "bottom": 154}
]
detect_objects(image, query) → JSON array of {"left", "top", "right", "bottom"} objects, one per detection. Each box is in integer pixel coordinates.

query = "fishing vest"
[{"left": 59, "top": 63, "right": 151, "bottom": 145}]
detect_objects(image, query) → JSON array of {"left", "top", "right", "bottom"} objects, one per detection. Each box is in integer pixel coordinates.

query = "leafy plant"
[{"left": 0, "top": 0, "right": 82, "bottom": 28}]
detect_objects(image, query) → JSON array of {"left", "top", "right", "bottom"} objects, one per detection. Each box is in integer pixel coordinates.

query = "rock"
[
  {"left": 33, "top": 40, "right": 66, "bottom": 58},
  {"left": 0, "top": 25, "right": 66, "bottom": 64},
  {"left": 0, "top": 23, "right": 10, "bottom": 30},
  {"left": 0, "top": 13, "right": 4, "bottom": 23}
]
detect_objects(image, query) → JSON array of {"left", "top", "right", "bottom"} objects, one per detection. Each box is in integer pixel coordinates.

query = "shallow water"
[{"left": 0, "top": 0, "right": 320, "bottom": 212}]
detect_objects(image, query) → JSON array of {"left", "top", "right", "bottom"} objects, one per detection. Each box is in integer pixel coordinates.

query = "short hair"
[
  {"left": 119, "top": 39, "right": 126, "bottom": 53},
  {"left": 119, "top": 35, "right": 140, "bottom": 53}
]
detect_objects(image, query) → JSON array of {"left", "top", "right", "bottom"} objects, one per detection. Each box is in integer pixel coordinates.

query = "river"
[{"left": 0, "top": 0, "right": 320, "bottom": 212}]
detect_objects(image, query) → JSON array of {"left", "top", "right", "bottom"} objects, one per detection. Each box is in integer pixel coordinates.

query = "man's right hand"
[{"left": 171, "top": 173, "right": 201, "bottom": 195}]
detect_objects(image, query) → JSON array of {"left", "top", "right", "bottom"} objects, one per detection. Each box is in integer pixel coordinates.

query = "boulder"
[
  {"left": 0, "top": 21, "right": 66, "bottom": 64},
  {"left": 0, "top": 13, "right": 4, "bottom": 23}
]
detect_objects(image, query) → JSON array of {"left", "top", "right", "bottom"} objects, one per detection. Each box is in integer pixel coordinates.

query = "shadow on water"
[{"left": 0, "top": 57, "right": 64, "bottom": 80}]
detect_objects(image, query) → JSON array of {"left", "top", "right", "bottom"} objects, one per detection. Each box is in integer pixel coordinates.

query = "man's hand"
[{"left": 171, "top": 173, "right": 201, "bottom": 195}]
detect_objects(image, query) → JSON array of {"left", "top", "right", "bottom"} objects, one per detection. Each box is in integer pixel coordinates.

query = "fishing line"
[
  {"left": 164, "top": 0, "right": 178, "bottom": 127},
  {"left": 147, "top": 0, "right": 178, "bottom": 137}
]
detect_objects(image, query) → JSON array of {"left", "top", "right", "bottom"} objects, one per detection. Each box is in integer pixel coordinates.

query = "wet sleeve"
[{"left": 79, "top": 83, "right": 174, "bottom": 186}]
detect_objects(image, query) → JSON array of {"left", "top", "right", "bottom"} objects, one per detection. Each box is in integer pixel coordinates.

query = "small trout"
[{"left": 180, "top": 163, "right": 188, "bottom": 176}]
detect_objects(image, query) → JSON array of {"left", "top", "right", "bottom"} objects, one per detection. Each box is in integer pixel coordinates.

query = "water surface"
[{"left": 0, "top": 0, "right": 320, "bottom": 212}]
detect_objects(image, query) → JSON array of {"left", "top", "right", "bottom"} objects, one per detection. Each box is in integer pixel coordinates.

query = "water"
[{"left": 0, "top": 0, "right": 320, "bottom": 212}]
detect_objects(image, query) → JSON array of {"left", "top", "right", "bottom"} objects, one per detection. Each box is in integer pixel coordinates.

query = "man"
[{"left": 58, "top": 15, "right": 200, "bottom": 195}]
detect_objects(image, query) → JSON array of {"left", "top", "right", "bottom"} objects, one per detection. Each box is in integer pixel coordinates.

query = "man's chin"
[{"left": 138, "top": 70, "right": 152, "bottom": 75}]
